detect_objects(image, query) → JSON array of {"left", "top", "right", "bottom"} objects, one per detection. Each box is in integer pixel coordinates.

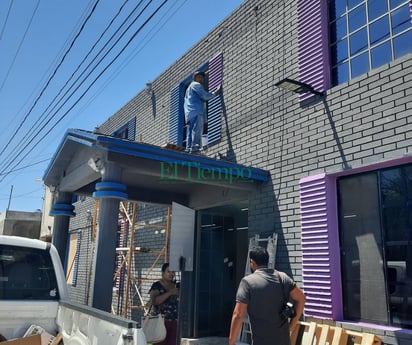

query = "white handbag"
[{"left": 141, "top": 313, "right": 167, "bottom": 344}]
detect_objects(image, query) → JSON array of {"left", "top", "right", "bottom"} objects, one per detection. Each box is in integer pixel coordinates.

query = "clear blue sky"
[{"left": 0, "top": 0, "right": 244, "bottom": 213}]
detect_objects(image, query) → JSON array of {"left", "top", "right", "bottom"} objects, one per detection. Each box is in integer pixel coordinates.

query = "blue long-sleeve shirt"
[{"left": 184, "top": 81, "right": 216, "bottom": 123}]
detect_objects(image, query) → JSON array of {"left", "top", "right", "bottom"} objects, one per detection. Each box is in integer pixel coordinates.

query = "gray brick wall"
[{"left": 66, "top": 0, "right": 412, "bottom": 342}]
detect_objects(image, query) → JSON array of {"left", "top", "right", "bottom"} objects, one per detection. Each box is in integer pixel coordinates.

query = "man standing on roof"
[{"left": 183, "top": 71, "right": 221, "bottom": 154}]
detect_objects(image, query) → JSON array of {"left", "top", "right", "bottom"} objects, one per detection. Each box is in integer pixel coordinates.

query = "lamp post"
[{"left": 275, "top": 78, "right": 325, "bottom": 96}]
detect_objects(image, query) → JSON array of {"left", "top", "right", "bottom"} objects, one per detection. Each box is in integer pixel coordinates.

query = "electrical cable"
[
  {"left": 0, "top": 0, "right": 40, "bottom": 93},
  {"left": 0, "top": 0, "right": 13, "bottom": 41},
  {"left": 0, "top": 0, "right": 169, "bottom": 183},
  {"left": 2, "top": 1, "right": 96, "bottom": 135},
  {"left": 90, "top": 0, "right": 187, "bottom": 102},
  {"left": 0, "top": 0, "right": 146, "bottom": 173},
  {"left": 68, "top": 0, "right": 187, "bottom": 125},
  {"left": 12, "top": 0, "right": 145, "bottom": 163},
  {"left": 0, "top": 158, "right": 50, "bottom": 176},
  {"left": 0, "top": 0, "right": 101, "bottom": 160}
]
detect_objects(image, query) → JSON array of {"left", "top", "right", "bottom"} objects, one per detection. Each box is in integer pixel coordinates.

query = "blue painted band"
[
  {"left": 49, "top": 210, "right": 76, "bottom": 217},
  {"left": 92, "top": 190, "right": 128, "bottom": 200},
  {"left": 51, "top": 203, "right": 75, "bottom": 211},
  {"left": 95, "top": 181, "right": 127, "bottom": 192}
]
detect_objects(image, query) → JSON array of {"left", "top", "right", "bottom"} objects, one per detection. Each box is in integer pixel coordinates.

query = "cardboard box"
[{"left": 1, "top": 333, "right": 54, "bottom": 345}]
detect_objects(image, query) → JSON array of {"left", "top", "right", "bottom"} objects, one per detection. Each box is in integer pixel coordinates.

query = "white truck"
[{"left": 0, "top": 235, "right": 146, "bottom": 345}]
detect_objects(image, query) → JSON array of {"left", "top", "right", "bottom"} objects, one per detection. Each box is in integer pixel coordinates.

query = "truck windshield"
[{"left": 0, "top": 244, "right": 60, "bottom": 300}]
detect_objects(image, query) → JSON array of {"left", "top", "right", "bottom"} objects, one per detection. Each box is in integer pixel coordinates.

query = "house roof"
[{"left": 43, "top": 129, "right": 270, "bottom": 209}]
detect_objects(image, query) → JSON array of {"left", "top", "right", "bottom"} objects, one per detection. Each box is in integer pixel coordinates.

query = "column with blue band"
[
  {"left": 92, "top": 181, "right": 128, "bottom": 200},
  {"left": 50, "top": 202, "right": 76, "bottom": 217},
  {"left": 91, "top": 162, "right": 129, "bottom": 311},
  {"left": 50, "top": 191, "right": 74, "bottom": 264}
]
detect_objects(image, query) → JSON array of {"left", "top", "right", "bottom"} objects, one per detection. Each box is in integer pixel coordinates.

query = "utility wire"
[
  {"left": 88, "top": 0, "right": 187, "bottom": 105},
  {"left": 0, "top": 0, "right": 169, "bottom": 183},
  {"left": 11, "top": 0, "right": 144, "bottom": 166},
  {"left": 0, "top": 0, "right": 145, "bottom": 174},
  {"left": 0, "top": 0, "right": 40, "bottom": 93},
  {"left": 75, "top": 0, "right": 187, "bottom": 121},
  {"left": 0, "top": 158, "right": 49, "bottom": 176},
  {"left": 2, "top": 1, "right": 96, "bottom": 135},
  {"left": 0, "top": 0, "right": 13, "bottom": 40},
  {"left": 0, "top": 0, "right": 101, "bottom": 161}
]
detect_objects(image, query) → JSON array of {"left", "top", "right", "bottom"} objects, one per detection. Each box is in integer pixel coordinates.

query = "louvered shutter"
[
  {"left": 207, "top": 53, "right": 223, "bottom": 145},
  {"left": 127, "top": 117, "right": 136, "bottom": 141},
  {"left": 297, "top": 0, "right": 330, "bottom": 97},
  {"left": 168, "top": 84, "right": 184, "bottom": 146},
  {"left": 299, "top": 173, "right": 343, "bottom": 319}
]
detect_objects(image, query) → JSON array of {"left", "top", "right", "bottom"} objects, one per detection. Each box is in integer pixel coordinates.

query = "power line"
[
  {"left": 0, "top": 0, "right": 141, "bottom": 175},
  {"left": 88, "top": 0, "right": 187, "bottom": 105},
  {"left": 0, "top": 0, "right": 40, "bottom": 93},
  {"left": 2, "top": 1, "right": 96, "bottom": 136},
  {"left": 0, "top": 158, "right": 49, "bottom": 176},
  {"left": 0, "top": 0, "right": 101, "bottom": 168},
  {"left": 0, "top": 0, "right": 170, "bottom": 184},
  {"left": 13, "top": 0, "right": 143, "bottom": 164},
  {"left": 0, "top": 0, "right": 13, "bottom": 40}
]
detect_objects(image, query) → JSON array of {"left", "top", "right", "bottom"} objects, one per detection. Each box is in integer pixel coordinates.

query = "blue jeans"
[{"left": 186, "top": 114, "right": 204, "bottom": 152}]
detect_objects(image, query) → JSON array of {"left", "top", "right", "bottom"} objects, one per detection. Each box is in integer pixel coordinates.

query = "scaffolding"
[{"left": 112, "top": 202, "right": 172, "bottom": 319}]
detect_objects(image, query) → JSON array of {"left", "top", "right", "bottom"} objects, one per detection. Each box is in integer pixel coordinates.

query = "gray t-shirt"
[{"left": 236, "top": 268, "right": 296, "bottom": 345}]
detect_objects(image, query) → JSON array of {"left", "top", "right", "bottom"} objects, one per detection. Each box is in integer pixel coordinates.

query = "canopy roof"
[{"left": 43, "top": 129, "right": 270, "bottom": 209}]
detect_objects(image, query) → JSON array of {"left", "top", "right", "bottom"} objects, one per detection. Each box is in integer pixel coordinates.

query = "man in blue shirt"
[{"left": 183, "top": 71, "right": 221, "bottom": 153}]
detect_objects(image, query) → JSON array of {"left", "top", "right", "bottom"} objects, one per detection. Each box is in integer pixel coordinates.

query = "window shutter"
[
  {"left": 207, "top": 53, "right": 223, "bottom": 145},
  {"left": 297, "top": 0, "right": 330, "bottom": 96},
  {"left": 127, "top": 117, "right": 136, "bottom": 141},
  {"left": 299, "top": 173, "right": 343, "bottom": 319},
  {"left": 168, "top": 84, "right": 184, "bottom": 146},
  {"left": 112, "top": 117, "right": 136, "bottom": 140}
]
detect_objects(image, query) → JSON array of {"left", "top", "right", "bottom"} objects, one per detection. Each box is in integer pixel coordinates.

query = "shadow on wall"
[
  {"left": 248, "top": 179, "right": 295, "bottom": 279},
  {"left": 220, "top": 89, "right": 237, "bottom": 163}
]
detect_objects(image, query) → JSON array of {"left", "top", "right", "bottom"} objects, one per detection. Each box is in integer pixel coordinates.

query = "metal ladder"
[{"left": 237, "top": 233, "right": 278, "bottom": 345}]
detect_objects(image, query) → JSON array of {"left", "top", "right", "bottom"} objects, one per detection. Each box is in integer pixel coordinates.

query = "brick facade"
[{"left": 65, "top": 1, "right": 412, "bottom": 343}]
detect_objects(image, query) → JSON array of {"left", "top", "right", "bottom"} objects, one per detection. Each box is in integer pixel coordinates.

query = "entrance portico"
[{"left": 43, "top": 129, "right": 270, "bottom": 314}]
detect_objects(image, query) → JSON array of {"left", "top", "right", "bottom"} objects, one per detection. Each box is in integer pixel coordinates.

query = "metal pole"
[{"left": 7, "top": 185, "right": 13, "bottom": 210}]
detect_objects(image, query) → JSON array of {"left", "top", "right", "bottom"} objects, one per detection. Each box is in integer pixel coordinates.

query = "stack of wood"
[{"left": 290, "top": 321, "right": 382, "bottom": 345}]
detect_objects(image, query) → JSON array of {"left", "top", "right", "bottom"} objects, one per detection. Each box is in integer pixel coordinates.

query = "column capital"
[
  {"left": 50, "top": 202, "right": 75, "bottom": 217},
  {"left": 93, "top": 181, "right": 128, "bottom": 200}
]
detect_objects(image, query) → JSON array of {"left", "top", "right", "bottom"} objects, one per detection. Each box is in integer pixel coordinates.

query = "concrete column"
[
  {"left": 50, "top": 191, "right": 75, "bottom": 264},
  {"left": 91, "top": 162, "right": 127, "bottom": 311}
]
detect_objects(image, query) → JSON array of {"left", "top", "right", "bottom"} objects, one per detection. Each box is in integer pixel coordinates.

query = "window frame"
[
  {"left": 299, "top": 157, "right": 412, "bottom": 329},
  {"left": 66, "top": 230, "right": 81, "bottom": 286},
  {"left": 328, "top": 0, "right": 412, "bottom": 85},
  {"left": 168, "top": 53, "right": 223, "bottom": 148}
]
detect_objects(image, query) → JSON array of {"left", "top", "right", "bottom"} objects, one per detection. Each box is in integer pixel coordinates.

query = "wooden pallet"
[{"left": 290, "top": 321, "right": 382, "bottom": 345}]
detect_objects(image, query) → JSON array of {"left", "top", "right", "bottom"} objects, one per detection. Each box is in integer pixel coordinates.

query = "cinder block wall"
[
  {"left": 98, "top": 0, "right": 412, "bottom": 280},
  {"left": 68, "top": 0, "right": 412, "bottom": 342}
]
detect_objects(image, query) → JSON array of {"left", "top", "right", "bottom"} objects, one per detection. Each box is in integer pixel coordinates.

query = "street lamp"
[{"left": 275, "top": 78, "right": 325, "bottom": 96}]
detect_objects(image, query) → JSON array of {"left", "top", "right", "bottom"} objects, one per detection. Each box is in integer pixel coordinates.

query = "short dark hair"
[
  {"left": 161, "top": 262, "right": 169, "bottom": 272},
  {"left": 249, "top": 247, "right": 269, "bottom": 266},
  {"left": 193, "top": 71, "right": 205, "bottom": 79}
]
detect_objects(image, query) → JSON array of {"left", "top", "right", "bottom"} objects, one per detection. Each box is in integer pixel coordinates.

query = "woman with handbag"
[{"left": 149, "top": 263, "right": 180, "bottom": 345}]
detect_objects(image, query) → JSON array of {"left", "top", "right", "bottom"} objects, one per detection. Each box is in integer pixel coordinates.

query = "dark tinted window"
[
  {"left": 0, "top": 244, "right": 59, "bottom": 300},
  {"left": 338, "top": 163, "right": 412, "bottom": 328}
]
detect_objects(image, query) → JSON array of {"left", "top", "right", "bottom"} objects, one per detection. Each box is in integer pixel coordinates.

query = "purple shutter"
[
  {"left": 297, "top": 0, "right": 330, "bottom": 97},
  {"left": 299, "top": 174, "right": 342, "bottom": 319},
  {"left": 207, "top": 53, "right": 223, "bottom": 145}
]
